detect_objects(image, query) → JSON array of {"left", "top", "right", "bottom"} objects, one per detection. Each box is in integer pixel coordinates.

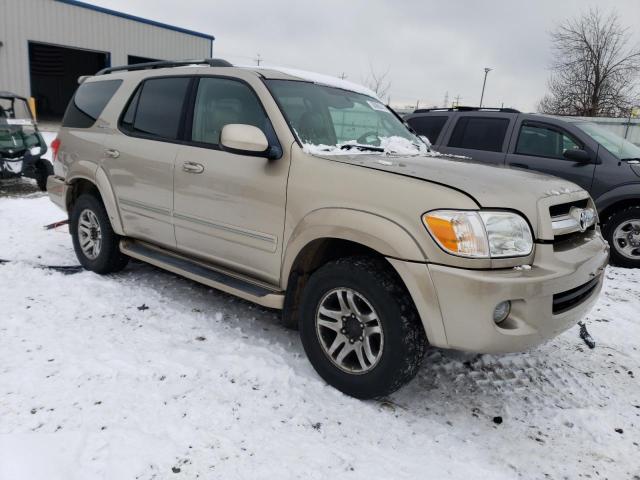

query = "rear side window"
[
  {"left": 120, "top": 77, "right": 191, "bottom": 140},
  {"left": 406, "top": 116, "right": 448, "bottom": 144},
  {"left": 62, "top": 79, "right": 122, "bottom": 128},
  {"left": 516, "top": 124, "right": 582, "bottom": 159},
  {"left": 448, "top": 117, "right": 509, "bottom": 152}
]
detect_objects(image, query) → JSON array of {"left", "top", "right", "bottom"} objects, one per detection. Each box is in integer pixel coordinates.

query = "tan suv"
[{"left": 47, "top": 59, "right": 609, "bottom": 399}]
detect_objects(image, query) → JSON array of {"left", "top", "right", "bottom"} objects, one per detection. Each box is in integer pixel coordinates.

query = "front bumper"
[
  {"left": 47, "top": 175, "right": 68, "bottom": 212},
  {"left": 390, "top": 229, "right": 609, "bottom": 354}
]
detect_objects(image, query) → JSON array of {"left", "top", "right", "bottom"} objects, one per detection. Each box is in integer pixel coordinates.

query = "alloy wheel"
[
  {"left": 315, "top": 287, "right": 384, "bottom": 374},
  {"left": 78, "top": 209, "right": 102, "bottom": 260}
]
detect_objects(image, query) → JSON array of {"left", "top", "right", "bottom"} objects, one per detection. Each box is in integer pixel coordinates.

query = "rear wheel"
[
  {"left": 603, "top": 206, "right": 640, "bottom": 268},
  {"left": 299, "top": 256, "right": 427, "bottom": 399},
  {"left": 70, "top": 194, "right": 129, "bottom": 274}
]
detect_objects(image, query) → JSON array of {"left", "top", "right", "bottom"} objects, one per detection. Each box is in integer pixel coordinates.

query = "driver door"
[
  {"left": 173, "top": 76, "right": 289, "bottom": 285},
  {"left": 506, "top": 120, "right": 596, "bottom": 192}
]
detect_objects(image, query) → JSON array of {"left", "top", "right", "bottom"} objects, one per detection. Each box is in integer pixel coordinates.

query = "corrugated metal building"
[{"left": 0, "top": 0, "right": 214, "bottom": 119}]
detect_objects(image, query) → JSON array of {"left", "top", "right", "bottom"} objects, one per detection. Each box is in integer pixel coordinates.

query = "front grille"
[
  {"left": 552, "top": 276, "right": 600, "bottom": 315},
  {"left": 549, "top": 198, "right": 596, "bottom": 246}
]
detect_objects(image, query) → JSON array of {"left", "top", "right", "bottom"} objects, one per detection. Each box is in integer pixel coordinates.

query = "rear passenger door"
[
  {"left": 438, "top": 114, "right": 513, "bottom": 165},
  {"left": 103, "top": 76, "right": 192, "bottom": 249},
  {"left": 505, "top": 120, "right": 596, "bottom": 191}
]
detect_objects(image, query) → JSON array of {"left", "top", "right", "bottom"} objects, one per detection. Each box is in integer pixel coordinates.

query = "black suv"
[{"left": 405, "top": 107, "right": 640, "bottom": 268}]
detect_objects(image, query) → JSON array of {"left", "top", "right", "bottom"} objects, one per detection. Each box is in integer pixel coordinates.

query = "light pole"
[{"left": 479, "top": 67, "right": 492, "bottom": 108}]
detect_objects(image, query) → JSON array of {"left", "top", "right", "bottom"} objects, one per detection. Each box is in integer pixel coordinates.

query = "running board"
[{"left": 120, "top": 239, "right": 284, "bottom": 309}]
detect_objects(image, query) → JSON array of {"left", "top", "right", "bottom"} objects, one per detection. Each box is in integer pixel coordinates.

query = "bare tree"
[
  {"left": 538, "top": 8, "right": 640, "bottom": 117},
  {"left": 364, "top": 64, "right": 391, "bottom": 99}
]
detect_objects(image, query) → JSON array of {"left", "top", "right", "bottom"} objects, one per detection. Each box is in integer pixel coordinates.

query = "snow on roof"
[{"left": 241, "top": 65, "right": 380, "bottom": 99}]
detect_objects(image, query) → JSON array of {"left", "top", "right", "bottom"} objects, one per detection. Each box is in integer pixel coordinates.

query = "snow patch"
[
  {"left": 302, "top": 136, "right": 432, "bottom": 156},
  {"left": 242, "top": 64, "right": 380, "bottom": 99}
]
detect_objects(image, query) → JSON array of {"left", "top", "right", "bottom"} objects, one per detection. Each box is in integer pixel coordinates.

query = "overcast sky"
[{"left": 92, "top": 0, "right": 640, "bottom": 112}]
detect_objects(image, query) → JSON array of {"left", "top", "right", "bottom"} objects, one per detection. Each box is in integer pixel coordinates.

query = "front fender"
[
  {"left": 595, "top": 183, "right": 640, "bottom": 213},
  {"left": 282, "top": 208, "right": 426, "bottom": 285}
]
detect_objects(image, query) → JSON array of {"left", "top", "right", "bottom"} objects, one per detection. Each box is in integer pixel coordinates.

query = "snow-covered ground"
[{"left": 1, "top": 186, "right": 639, "bottom": 480}]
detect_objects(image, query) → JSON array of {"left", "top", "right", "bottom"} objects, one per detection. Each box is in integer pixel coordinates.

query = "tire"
[
  {"left": 35, "top": 159, "right": 53, "bottom": 191},
  {"left": 70, "top": 193, "right": 129, "bottom": 274},
  {"left": 298, "top": 256, "right": 427, "bottom": 399},
  {"left": 602, "top": 206, "right": 640, "bottom": 268}
]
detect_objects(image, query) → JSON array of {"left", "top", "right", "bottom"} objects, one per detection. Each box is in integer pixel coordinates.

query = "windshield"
[
  {"left": 0, "top": 97, "right": 40, "bottom": 154},
  {"left": 0, "top": 97, "right": 34, "bottom": 125},
  {"left": 266, "top": 80, "right": 427, "bottom": 155},
  {"left": 575, "top": 122, "right": 640, "bottom": 160}
]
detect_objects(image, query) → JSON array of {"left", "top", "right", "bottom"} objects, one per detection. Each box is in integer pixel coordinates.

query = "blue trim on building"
[{"left": 54, "top": 0, "right": 215, "bottom": 41}]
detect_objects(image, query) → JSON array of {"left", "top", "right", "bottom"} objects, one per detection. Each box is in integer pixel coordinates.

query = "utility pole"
[
  {"left": 254, "top": 53, "right": 262, "bottom": 66},
  {"left": 453, "top": 95, "right": 462, "bottom": 108},
  {"left": 338, "top": 72, "right": 347, "bottom": 80},
  {"left": 479, "top": 67, "right": 492, "bottom": 107},
  {"left": 443, "top": 91, "right": 449, "bottom": 108},
  {"left": 415, "top": 99, "right": 420, "bottom": 110}
]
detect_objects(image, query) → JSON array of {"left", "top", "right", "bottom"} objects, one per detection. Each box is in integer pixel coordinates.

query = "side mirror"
[
  {"left": 220, "top": 124, "right": 270, "bottom": 157},
  {"left": 563, "top": 148, "right": 591, "bottom": 163}
]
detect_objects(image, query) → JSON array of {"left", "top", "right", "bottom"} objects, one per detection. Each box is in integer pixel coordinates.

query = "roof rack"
[
  {"left": 413, "top": 106, "right": 520, "bottom": 114},
  {"left": 95, "top": 58, "right": 233, "bottom": 76}
]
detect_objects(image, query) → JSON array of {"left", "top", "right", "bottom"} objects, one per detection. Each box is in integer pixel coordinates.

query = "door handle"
[
  {"left": 182, "top": 161, "right": 204, "bottom": 174},
  {"left": 104, "top": 148, "right": 120, "bottom": 159}
]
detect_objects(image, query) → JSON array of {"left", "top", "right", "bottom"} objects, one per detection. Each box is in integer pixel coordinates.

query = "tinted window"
[
  {"left": 448, "top": 117, "right": 509, "bottom": 152},
  {"left": 191, "top": 78, "right": 269, "bottom": 145},
  {"left": 516, "top": 124, "right": 581, "bottom": 158},
  {"left": 120, "top": 86, "right": 141, "bottom": 130},
  {"left": 406, "top": 116, "right": 448, "bottom": 144},
  {"left": 131, "top": 77, "right": 191, "bottom": 140},
  {"left": 62, "top": 79, "right": 122, "bottom": 128}
]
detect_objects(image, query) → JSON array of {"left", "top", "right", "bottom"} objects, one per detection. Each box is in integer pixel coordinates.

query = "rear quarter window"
[
  {"left": 448, "top": 116, "right": 509, "bottom": 152},
  {"left": 406, "top": 115, "right": 448, "bottom": 144},
  {"left": 62, "top": 79, "right": 123, "bottom": 128}
]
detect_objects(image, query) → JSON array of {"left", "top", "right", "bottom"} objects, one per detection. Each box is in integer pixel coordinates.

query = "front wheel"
[
  {"left": 603, "top": 206, "right": 640, "bottom": 268},
  {"left": 299, "top": 256, "right": 427, "bottom": 399},
  {"left": 70, "top": 194, "right": 129, "bottom": 274}
]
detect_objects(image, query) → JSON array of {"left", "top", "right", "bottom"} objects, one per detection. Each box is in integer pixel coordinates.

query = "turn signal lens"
[{"left": 423, "top": 211, "right": 489, "bottom": 258}]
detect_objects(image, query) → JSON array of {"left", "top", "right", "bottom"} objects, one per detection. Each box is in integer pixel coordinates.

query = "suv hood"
[{"left": 318, "top": 153, "right": 584, "bottom": 232}]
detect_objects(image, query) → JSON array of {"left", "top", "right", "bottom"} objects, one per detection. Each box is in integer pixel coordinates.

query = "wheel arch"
[
  {"left": 280, "top": 208, "right": 427, "bottom": 328},
  {"left": 66, "top": 168, "right": 124, "bottom": 235},
  {"left": 595, "top": 185, "right": 640, "bottom": 224}
]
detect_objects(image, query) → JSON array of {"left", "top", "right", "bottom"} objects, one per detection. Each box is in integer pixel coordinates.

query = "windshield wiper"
[{"left": 339, "top": 144, "right": 385, "bottom": 152}]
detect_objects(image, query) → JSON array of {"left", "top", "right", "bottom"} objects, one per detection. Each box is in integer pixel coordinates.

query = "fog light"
[{"left": 493, "top": 301, "right": 511, "bottom": 324}]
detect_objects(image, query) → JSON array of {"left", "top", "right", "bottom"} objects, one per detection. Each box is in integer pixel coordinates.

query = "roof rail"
[
  {"left": 95, "top": 58, "right": 233, "bottom": 76},
  {"left": 413, "top": 106, "right": 520, "bottom": 114}
]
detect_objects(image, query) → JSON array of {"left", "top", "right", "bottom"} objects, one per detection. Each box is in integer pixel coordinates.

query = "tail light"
[{"left": 51, "top": 137, "right": 61, "bottom": 162}]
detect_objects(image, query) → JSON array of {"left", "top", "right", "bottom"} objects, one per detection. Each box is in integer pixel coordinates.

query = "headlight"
[{"left": 423, "top": 210, "right": 533, "bottom": 258}]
